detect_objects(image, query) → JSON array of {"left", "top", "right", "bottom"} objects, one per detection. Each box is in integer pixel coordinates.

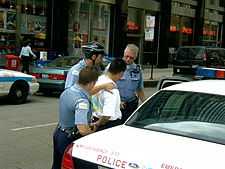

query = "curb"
[{"left": 144, "top": 80, "right": 159, "bottom": 88}]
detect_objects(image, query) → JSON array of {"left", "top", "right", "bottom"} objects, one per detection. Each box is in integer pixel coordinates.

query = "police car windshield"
[{"left": 126, "top": 90, "right": 225, "bottom": 145}]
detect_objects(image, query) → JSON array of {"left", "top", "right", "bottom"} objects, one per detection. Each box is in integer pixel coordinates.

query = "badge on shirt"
[{"left": 78, "top": 102, "right": 88, "bottom": 110}]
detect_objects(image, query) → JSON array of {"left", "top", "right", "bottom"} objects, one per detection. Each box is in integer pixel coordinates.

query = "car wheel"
[{"left": 9, "top": 82, "right": 29, "bottom": 104}]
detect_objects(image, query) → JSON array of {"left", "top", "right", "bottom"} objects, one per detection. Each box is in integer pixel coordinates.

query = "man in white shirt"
[{"left": 92, "top": 59, "right": 126, "bottom": 130}]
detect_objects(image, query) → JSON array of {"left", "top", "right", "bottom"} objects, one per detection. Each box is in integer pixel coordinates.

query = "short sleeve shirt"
[
  {"left": 59, "top": 84, "right": 91, "bottom": 128},
  {"left": 116, "top": 63, "right": 144, "bottom": 102},
  {"left": 65, "top": 59, "right": 86, "bottom": 89},
  {"left": 92, "top": 75, "right": 122, "bottom": 120}
]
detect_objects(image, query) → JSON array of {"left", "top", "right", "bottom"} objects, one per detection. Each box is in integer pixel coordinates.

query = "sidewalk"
[{"left": 143, "top": 66, "right": 173, "bottom": 87}]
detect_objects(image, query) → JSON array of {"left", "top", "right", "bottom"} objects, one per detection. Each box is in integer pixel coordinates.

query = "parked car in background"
[
  {"left": 62, "top": 80, "right": 225, "bottom": 169},
  {"left": 31, "top": 56, "right": 80, "bottom": 94},
  {"left": 31, "top": 55, "right": 114, "bottom": 94},
  {"left": 173, "top": 46, "right": 225, "bottom": 76},
  {"left": 0, "top": 69, "right": 39, "bottom": 104}
]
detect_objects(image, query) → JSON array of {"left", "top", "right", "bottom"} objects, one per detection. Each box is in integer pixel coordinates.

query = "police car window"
[{"left": 126, "top": 91, "right": 225, "bottom": 145}]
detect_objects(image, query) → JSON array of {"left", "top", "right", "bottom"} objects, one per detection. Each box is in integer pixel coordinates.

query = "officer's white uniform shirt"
[{"left": 92, "top": 74, "right": 122, "bottom": 121}]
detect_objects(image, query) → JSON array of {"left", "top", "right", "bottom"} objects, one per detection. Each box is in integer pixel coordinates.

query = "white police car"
[
  {"left": 0, "top": 69, "right": 39, "bottom": 104},
  {"left": 61, "top": 80, "right": 225, "bottom": 169}
]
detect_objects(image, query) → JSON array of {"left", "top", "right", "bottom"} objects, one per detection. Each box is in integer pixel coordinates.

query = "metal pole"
[{"left": 150, "top": 14, "right": 161, "bottom": 79}]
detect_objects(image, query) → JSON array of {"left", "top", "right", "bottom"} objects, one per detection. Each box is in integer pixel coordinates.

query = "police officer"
[
  {"left": 52, "top": 67, "right": 99, "bottom": 169},
  {"left": 65, "top": 41, "right": 113, "bottom": 92},
  {"left": 117, "top": 44, "right": 145, "bottom": 123}
]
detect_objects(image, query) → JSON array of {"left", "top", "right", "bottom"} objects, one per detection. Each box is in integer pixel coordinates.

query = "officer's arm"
[
  {"left": 75, "top": 99, "right": 96, "bottom": 136},
  {"left": 95, "top": 116, "right": 110, "bottom": 127},
  {"left": 136, "top": 69, "right": 145, "bottom": 102},
  {"left": 95, "top": 89, "right": 117, "bottom": 127},
  {"left": 136, "top": 89, "right": 145, "bottom": 102},
  {"left": 77, "top": 124, "right": 96, "bottom": 136},
  {"left": 91, "top": 82, "right": 115, "bottom": 95}
]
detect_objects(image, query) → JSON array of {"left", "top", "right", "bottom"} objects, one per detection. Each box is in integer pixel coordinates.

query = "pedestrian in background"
[
  {"left": 92, "top": 59, "right": 126, "bottom": 130},
  {"left": 65, "top": 41, "right": 114, "bottom": 94},
  {"left": 117, "top": 44, "right": 145, "bottom": 123},
  {"left": 52, "top": 66, "right": 99, "bottom": 169},
  {"left": 19, "top": 41, "right": 36, "bottom": 74}
]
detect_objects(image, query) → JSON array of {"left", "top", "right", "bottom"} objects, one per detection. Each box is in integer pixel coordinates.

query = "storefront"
[
  {"left": 128, "top": 0, "right": 160, "bottom": 65},
  {"left": 202, "top": 6, "right": 223, "bottom": 47},
  {"left": 169, "top": 15, "right": 194, "bottom": 47},
  {"left": 0, "top": 0, "right": 47, "bottom": 55},
  {"left": 67, "top": 0, "right": 114, "bottom": 57},
  {"left": 202, "top": 20, "right": 220, "bottom": 46}
]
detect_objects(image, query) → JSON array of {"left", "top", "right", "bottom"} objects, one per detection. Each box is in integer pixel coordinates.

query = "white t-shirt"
[
  {"left": 19, "top": 45, "right": 36, "bottom": 57},
  {"left": 92, "top": 74, "right": 122, "bottom": 121}
]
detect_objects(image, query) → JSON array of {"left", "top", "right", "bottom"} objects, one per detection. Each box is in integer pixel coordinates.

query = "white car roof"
[{"left": 162, "top": 79, "right": 225, "bottom": 96}]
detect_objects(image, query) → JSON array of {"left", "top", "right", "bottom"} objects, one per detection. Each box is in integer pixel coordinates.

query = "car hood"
[
  {"left": 72, "top": 125, "right": 225, "bottom": 169},
  {"left": 0, "top": 69, "right": 33, "bottom": 78}
]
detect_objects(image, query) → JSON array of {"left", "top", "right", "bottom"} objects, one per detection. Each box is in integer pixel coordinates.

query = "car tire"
[{"left": 8, "top": 81, "right": 29, "bottom": 104}]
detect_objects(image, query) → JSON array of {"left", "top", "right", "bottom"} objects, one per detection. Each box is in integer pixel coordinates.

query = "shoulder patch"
[{"left": 78, "top": 102, "right": 88, "bottom": 110}]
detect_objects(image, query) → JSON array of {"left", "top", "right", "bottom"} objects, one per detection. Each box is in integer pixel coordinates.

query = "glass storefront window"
[
  {"left": 169, "top": 15, "right": 193, "bottom": 47},
  {"left": 203, "top": 21, "right": 218, "bottom": 42},
  {"left": 0, "top": 0, "right": 16, "bottom": 9},
  {"left": 91, "top": 3, "right": 111, "bottom": 53},
  {"left": 67, "top": 0, "right": 111, "bottom": 57},
  {"left": 20, "top": 0, "right": 47, "bottom": 49},
  {"left": 127, "top": 8, "right": 142, "bottom": 34},
  {"left": 68, "top": 0, "right": 90, "bottom": 57}
]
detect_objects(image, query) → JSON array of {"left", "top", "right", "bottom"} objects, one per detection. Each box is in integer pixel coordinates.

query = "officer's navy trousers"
[
  {"left": 51, "top": 128, "right": 75, "bottom": 169},
  {"left": 121, "top": 98, "right": 139, "bottom": 124}
]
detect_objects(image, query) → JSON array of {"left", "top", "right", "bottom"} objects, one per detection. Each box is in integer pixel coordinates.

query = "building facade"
[{"left": 0, "top": 0, "right": 225, "bottom": 67}]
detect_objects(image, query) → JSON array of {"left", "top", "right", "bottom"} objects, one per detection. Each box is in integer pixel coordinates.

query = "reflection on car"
[
  {"left": 31, "top": 56, "right": 80, "bottom": 94},
  {"left": 0, "top": 69, "right": 39, "bottom": 104},
  {"left": 61, "top": 80, "right": 225, "bottom": 169}
]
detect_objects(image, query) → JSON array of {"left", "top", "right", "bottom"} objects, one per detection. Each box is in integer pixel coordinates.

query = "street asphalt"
[{"left": 143, "top": 66, "right": 173, "bottom": 87}]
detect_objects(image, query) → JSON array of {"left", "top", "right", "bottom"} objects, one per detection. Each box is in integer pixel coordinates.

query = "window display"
[
  {"left": 67, "top": 0, "right": 111, "bottom": 56},
  {"left": 68, "top": 0, "right": 90, "bottom": 57},
  {"left": 169, "top": 15, "right": 193, "bottom": 46},
  {"left": 20, "top": 0, "right": 47, "bottom": 49},
  {"left": 0, "top": 11, "right": 4, "bottom": 29},
  {"left": 203, "top": 21, "right": 218, "bottom": 41},
  {"left": 127, "top": 8, "right": 142, "bottom": 34},
  {"left": 91, "top": 3, "right": 111, "bottom": 52},
  {"left": 6, "top": 11, "right": 15, "bottom": 30}
]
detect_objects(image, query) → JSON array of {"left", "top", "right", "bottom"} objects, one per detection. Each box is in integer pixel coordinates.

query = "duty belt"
[
  {"left": 57, "top": 125, "right": 80, "bottom": 138},
  {"left": 125, "top": 96, "right": 138, "bottom": 103}
]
